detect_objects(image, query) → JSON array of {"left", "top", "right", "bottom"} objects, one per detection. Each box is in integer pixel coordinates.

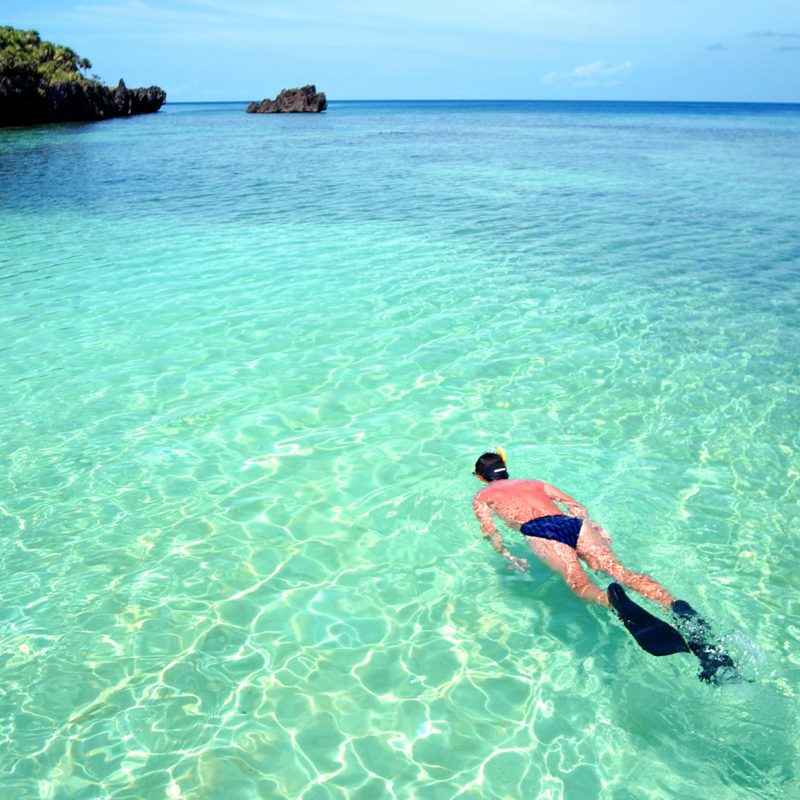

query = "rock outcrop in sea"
[
  {"left": 246, "top": 85, "right": 327, "bottom": 114},
  {"left": 0, "top": 78, "right": 166, "bottom": 126},
  {"left": 0, "top": 27, "right": 165, "bottom": 127}
]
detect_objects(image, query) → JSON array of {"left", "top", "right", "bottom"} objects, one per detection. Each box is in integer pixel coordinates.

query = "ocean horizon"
[
  {"left": 1, "top": 98, "right": 798, "bottom": 799},
  {"left": 170, "top": 98, "right": 800, "bottom": 108}
]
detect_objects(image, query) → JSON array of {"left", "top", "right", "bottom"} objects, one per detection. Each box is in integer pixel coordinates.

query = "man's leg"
[
  {"left": 526, "top": 537, "right": 609, "bottom": 606},
  {"left": 576, "top": 522, "right": 675, "bottom": 608}
]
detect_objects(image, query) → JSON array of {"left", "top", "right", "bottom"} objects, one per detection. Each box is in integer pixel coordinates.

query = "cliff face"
[
  {"left": 0, "top": 27, "right": 165, "bottom": 127},
  {"left": 0, "top": 78, "right": 166, "bottom": 127},
  {"left": 247, "top": 85, "right": 327, "bottom": 114}
]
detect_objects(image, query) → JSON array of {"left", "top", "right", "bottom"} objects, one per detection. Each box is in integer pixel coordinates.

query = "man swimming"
[
  {"left": 471, "top": 450, "right": 673, "bottom": 607},
  {"left": 471, "top": 450, "right": 740, "bottom": 681}
]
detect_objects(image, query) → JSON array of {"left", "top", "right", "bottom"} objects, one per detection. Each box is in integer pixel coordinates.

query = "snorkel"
[{"left": 495, "top": 445, "right": 507, "bottom": 467}]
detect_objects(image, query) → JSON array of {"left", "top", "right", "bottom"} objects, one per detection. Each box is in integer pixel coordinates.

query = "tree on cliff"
[
  {"left": 1, "top": 26, "right": 165, "bottom": 127},
  {"left": 0, "top": 26, "right": 95, "bottom": 86}
]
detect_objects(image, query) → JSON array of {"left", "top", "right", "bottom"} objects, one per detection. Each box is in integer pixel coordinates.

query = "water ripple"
[{"left": 1, "top": 102, "right": 799, "bottom": 799}]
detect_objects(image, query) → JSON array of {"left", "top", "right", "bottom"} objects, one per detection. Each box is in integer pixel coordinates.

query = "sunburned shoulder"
[{"left": 474, "top": 478, "right": 542, "bottom": 500}]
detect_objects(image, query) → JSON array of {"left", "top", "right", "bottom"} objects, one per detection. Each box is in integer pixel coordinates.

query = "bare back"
[{"left": 472, "top": 479, "right": 568, "bottom": 530}]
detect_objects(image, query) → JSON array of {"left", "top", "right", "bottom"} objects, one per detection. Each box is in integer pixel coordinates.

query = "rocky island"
[
  {"left": 0, "top": 26, "right": 166, "bottom": 127},
  {"left": 246, "top": 85, "right": 327, "bottom": 114}
]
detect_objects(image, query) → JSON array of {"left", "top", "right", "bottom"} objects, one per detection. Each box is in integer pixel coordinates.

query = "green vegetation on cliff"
[
  {"left": 1, "top": 26, "right": 165, "bottom": 126},
  {"left": 0, "top": 26, "right": 94, "bottom": 85}
]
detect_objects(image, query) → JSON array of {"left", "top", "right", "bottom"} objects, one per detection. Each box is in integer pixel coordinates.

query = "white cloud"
[
  {"left": 746, "top": 31, "right": 800, "bottom": 39},
  {"left": 543, "top": 59, "right": 632, "bottom": 88}
]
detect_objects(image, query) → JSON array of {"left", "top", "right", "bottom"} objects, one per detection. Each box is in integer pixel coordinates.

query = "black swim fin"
[
  {"left": 607, "top": 583, "right": 690, "bottom": 657},
  {"left": 672, "top": 599, "right": 740, "bottom": 684}
]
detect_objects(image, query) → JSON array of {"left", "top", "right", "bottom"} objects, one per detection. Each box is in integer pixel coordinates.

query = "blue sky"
[{"left": 4, "top": 1, "right": 799, "bottom": 102}]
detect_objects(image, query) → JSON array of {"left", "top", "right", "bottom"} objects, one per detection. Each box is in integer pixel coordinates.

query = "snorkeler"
[{"left": 472, "top": 450, "right": 738, "bottom": 681}]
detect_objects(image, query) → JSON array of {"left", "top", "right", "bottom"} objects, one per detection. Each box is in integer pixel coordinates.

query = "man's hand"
[{"left": 508, "top": 556, "right": 529, "bottom": 572}]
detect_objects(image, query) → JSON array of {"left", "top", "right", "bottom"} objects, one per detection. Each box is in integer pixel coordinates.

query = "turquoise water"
[{"left": 1, "top": 100, "right": 799, "bottom": 799}]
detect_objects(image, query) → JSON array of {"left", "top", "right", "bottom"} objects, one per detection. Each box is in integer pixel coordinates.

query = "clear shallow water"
[{"left": 1, "top": 100, "right": 799, "bottom": 799}]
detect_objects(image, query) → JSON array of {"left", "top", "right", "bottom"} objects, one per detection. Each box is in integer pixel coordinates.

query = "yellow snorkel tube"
[{"left": 495, "top": 445, "right": 507, "bottom": 467}]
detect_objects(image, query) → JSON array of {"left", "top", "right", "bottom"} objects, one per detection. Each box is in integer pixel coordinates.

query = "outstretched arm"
[
  {"left": 472, "top": 495, "right": 528, "bottom": 571},
  {"left": 542, "top": 483, "right": 612, "bottom": 542}
]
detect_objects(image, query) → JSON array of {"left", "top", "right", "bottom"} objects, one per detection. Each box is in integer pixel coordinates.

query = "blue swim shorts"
[{"left": 520, "top": 515, "right": 582, "bottom": 549}]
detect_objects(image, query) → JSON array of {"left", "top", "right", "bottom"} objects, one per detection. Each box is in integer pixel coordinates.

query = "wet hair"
[{"left": 474, "top": 452, "right": 508, "bottom": 481}]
